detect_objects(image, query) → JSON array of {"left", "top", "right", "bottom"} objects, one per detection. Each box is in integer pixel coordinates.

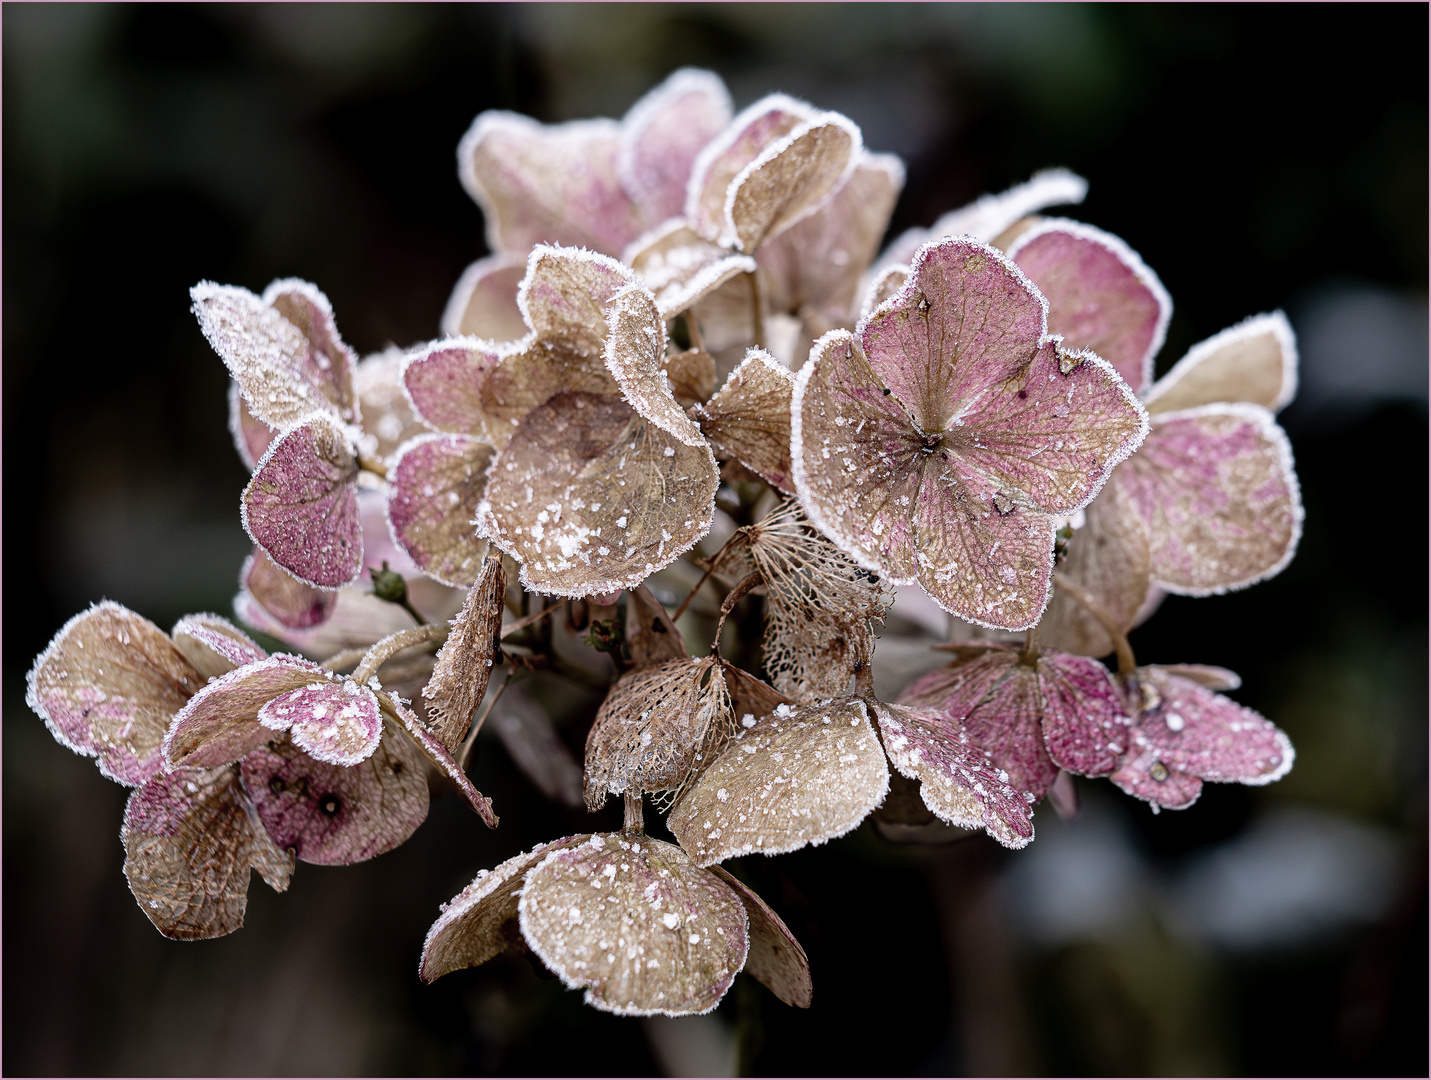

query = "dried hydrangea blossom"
[
  {"left": 441, "top": 252, "right": 532, "bottom": 342},
  {"left": 691, "top": 348, "right": 796, "bottom": 493},
  {"left": 240, "top": 546, "right": 337, "bottom": 631},
  {"left": 623, "top": 220, "right": 757, "bottom": 320},
  {"left": 1110, "top": 664, "right": 1294, "bottom": 810},
  {"left": 385, "top": 432, "right": 494, "bottom": 587},
  {"left": 422, "top": 555, "right": 506, "bottom": 752},
  {"left": 792, "top": 236, "right": 1148, "bottom": 630},
  {"left": 27, "top": 602, "right": 294, "bottom": 938}
]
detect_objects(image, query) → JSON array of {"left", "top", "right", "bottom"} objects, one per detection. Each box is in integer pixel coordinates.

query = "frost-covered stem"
[
  {"left": 673, "top": 531, "right": 743, "bottom": 621},
  {"left": 1020, "top": 625, "right": 1040, "bottom": 664},
  {"left": 351, "top": 623, "right": 449, "bottom": 686},
  {"left": 623, "top": 791, "right": 644, "bottom": 833},
  {"left": 318, "top": 646, "right": 368, "bottom": 672},
  {"left": 711, "top": 572, "right": 763, "bottom": 654},
  {"left": 457, "top": 668, "right": 515, "bottom": 772},
  {"left": 745, "top": 270, "right": 764, "bottom": 350},
  {"left": 500, "top": 597, "right": 571, "bottom": 639},
  {"left": 356, "top": 454, "right": 389, "bottom": 480},
  {"left": 1050, "top": 571, "right": 1137, "bottom": 676}
]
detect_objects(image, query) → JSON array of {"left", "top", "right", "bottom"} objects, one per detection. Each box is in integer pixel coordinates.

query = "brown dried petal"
[
  {"left": 424, "top": 555, "right": 506, "bottom": 752},
  {"left": 441, "top": 253, "right": 530, "bottom": 342},
  {"left": 383, "top": 695, "right": 498, "bottom": 828},
  {"left": 626, "top": 582, "right": 688, "bottom": 667},
  {"left": 669, "top": 698, "right": 890, "bottom": 866},
  {"left": 518, "top": 833, "right": 749, "bottom": 1016},
  {"left": 122, "top": 765, "right": 293, "bottom": 940},
  {"left": 618, "top": 68, "right": 733, "bottom": 222},
  {"left": 719, "top": 660, "right": 793, "bottom": 729},
  {"left": 687, "top": 95, "right": 815, "bottom": 242},
  {"left": 694, "top": 349, "right": 795, "bottom": 493},
  {"left": 624, "top": 220, "right": 757, "bottom": 319},
  {"left": 385, "top": 433, "right": 494, "bottom": 587},
  {"left": 1143, "top": 311, "right": 1298, "bottom": 416},
  {"left": 764, "top": 603, "right": 871, "bottom": 703},
  {"left": 603, "top": 284, "right": 707, "bottom": 446},
  {"left": 584, "top": 658, "right": 733, "bottom": 809},
  {"left": 480, "top": 391, "right": 717, "bottom": 597},
  {"left": 170, "top": 613, "right": 268, "bottom": 679},
  {"left": 708, "top": 867, "right": 812, "bottom": 1008},
  {"left": 663, "top": 347, "right": 718, "bottom": 409}
]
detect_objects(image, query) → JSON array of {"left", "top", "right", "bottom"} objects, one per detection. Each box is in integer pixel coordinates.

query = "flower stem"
[
  {"left": 745, "top": 270, "right": 765, "bottom": 350},
  {"left": 623, "top": 791, "right": 645, "bottom": 833},
  {"left": 501, "top": 597, "right": 571, "bottom": 639},
  {"left": 711, "top": 572, "right": 763, "bottom": 654},
  {"left": 1050, "top": 570, "right": 1137, "bottom": 676},
  {"left": 457, "top": 668, "right": 516, "bottom": 772},
  {"left": 673, "top": 530, "right": 742, "bottom": 621},
  {"left": 351, "top": 623, "right": 449, "bottom": 686},
  {"left": 318, "top": 646, "right": 368, "bottom": 672},
  {"left": 356, "top": 454, "right": 389, "bottom": 480}
]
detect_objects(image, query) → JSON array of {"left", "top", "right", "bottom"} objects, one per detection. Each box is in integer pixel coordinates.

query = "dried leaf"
[
  {"left": 479, "top": 391, "right": 717, "bottom": 597},
  {"left": 242, "top": 414, "right": 363, "bottom": 588},
  {"left": 385, "top": 433, "right": 494, "bottom": 587},
  {"left": 239, "top": 547, "right": 338, "bottom": 631},
  {"left": 669, "top": 698, "right": 890, "bottom": 866},
  {"left": 27, "top": 602, "right": 203, "bottom": 786},
  {"left": 870, "top": 700, "right": 1034, "bottom": 848},
  {"left": 122, "top": 765, "right": 293, "bottom": 940},
  {"left": 240, "top": 725, "right": 429, "bottom": 865},
  {"left": 618, "top": 68, "right": 733, "bottom": 222},
  {"left": 424, "top": 555, "right": 506, "bottom": 752},
  {"left": 708, "top": 867, "right": 812, "bottom": 1008},
  {"left": 626, "top": 582, "right": 688, "bottom": 667},
  {"left": 603, "top": 284, "right": 707, "bottom": 446},
  {"left": 1007, "top": 218, "right": 1172, "bottom": 395},
  {"left": 441, "top": 253, "right": 530, "bottom": 342},
  {"left": 694, "top": 349, "right": 795, "bottom": 492},
  {"left": 518, "top": 833, "right": 749, "bottom": 1016},
  {"left": 1143, "top": 311, "right": 1298, "bottom": 415},
  {"left": 584, "top": 658, "right": 734, "bottom": 809},
  {"left": 258, "top": 679, "right": 384, "bottom": 766},
  {"left": 624, "top": 220, "right": 757, "bottom": 319},
  {"left": 354, "top": 347, "right": 429, "bottom": 460},
  {"left": 170, "top": 612, "right": 268, "bottom": 678}
]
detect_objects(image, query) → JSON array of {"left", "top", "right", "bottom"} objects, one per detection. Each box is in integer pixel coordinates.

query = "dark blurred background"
[{"left": 4, "top": 4, "right": 1426, "bottom": 1076}]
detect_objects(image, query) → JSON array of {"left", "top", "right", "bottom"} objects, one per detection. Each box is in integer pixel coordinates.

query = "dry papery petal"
[
  {"left": 669, "top": 698, "right": 890, "bottom": 867},
  {"left": 623, "top": 219, "right": 756, "bottom": 319},
  {"left": 234, "top": 585, "right": 414, "bottom": 661},
  {"left": 1117, "top": 402, "right": 1302, "bottom": 595},
  {"left": 479, "top": 390, "right": 717, "bottom": 597},
  {"left": 603, "top": 283, "right": 707, "bottom": 446},
  {"left": 383, "top": 695, "right": 498, "bottom": 828},
  {"left": 764, "top": 603, "right": 872, "bottom": 703},
  {"left": 617, "top": 68, "right": 733, "bottom": 223},
  {"left": 856, "top": 264, "right": 909, "bottom": 325},
  {"left": 1034, "top": 652, "right": 1133, "bottom": 778},
  {"left": 122, "top": 765, "right": 293, "bottom": 940},
  {"left": 708, "top": 867, "right": 812, "bottom": 1008},
  {"left": 1111, "top": 666, "right": 1294, "bottom": 810},
  {"left": 871, "top": 701, "right": 1034, "bottom": 849},
  {"left": 240, "top": 725, "right": 429, "bottom": 865},
  {"left": 258, "top": 679, "right": 384, "bottom": 766},
  {"left": 401, "top": 341, "right": 501, "bottom": 439},
  {"left": 242, "top": 414, "right": 363, "bottom": 589},
  {"left": 441, "top": 253, "right": 530, "bottom": 342},
  {"left": 721, "top": 112, "right": 861, "bottom": 254},
  {"left": 663, "top": 347, "right": 718, "bottom": 409},
  {"left": 1143, "top": 311, "right": 1298, "bottom": 416},
  {"left": 229, "top": 380, "right": 276, "bottom": 470},
  {"left": 385, "top": 433, "right": 494, "bottom": 587},
  {"left": 170, "top": 613, "right": 268, "bottom": 679},
  {"left": 740, "top": 499, "right": 890, "bottom": 623},
  {"left": 27, "top": 602, "right": 203, "bottom": 786},
  {"left": 519, "top": 833, "right": 749, "bottom": 1017},
  {"left": 240, "top": 547, "right": 337, "bottom": 631},
  {"left": 1007, "top": 217, "right": 1172, "bottom": 396},
  {"left": 693, "top": 349, "right": 795, "bottom": 493},
  {"left": 424, "top": 555, "right": 506, "bottom": 752},
  {"left": 354, "top": 346, "right": 430, "bottom": 460},
  {"left": 626, "top": 582, "right": 688, "bottom": 667},
  {"left": 420, "top": 837, "right": 587, "bottom": 982},
  {"left": 720, "top": 660, "right": 794, "bottom": 732},
  {"left": 584, "top": 657, "right": 734, "bottom": 810},
  {"left": 191, "top": 279, "right": 357, "bottom": 432}
]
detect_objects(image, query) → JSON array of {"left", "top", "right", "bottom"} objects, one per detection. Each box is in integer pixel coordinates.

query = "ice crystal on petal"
[
  {"left": 624, "top": 220, "right": 756, "bottom": 319},
  {"left": 1142, "top": 311, "right": 1298, "bottom": 416},
  {"left": 708, "top": 866, "right": 812, "bottom": 1008},
  {"left": 170, "top": 612, "right": 268, "bottom": 678},
  {"left": 603, "top": 284, "right": 706, "bottom": 446},
  {"left": 693, "top": 349, "right": 796, "bottom": 493},
  {"left": 718, "top": 661, "right": 793, "bottom": 732},
  {"left": 424, "top": 555, "right": 506, "bottom": 752},
  {"left": 242, "top": 414, "right": 363, "bottom": 588},
  {"left": 258, "top": 680, "right": 384, "bottom": 767},
  {"left": 519, "top": 833, "right": 749, "bottom": 1016},
  {"left": 386, "top": 433, "right": 494, "bottom": 587},
  {"left": 669, "top": 698, "right": 889, "bottom": 866},
  {"left": 239, "top": 547, "right": 338, "bottom": 631}
]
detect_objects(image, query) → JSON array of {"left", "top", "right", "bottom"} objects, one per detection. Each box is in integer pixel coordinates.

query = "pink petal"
[
  {"left": 1143, "top": 311, "right": 1298, "bottom": 415},
  {"left": 618, "top": 68, "right": 733, "bottom": 224},
  {"left": 170, "top": 612, "right": 268, "bottom": 678},
  {"left": 440, "top": 253, "right": 530, "bottom": 342},
  {"left": 262, "top": 278, "right": 360, "bottom": 422},
  {"left": 259, "top": 680, "right": 384, "bottom": 766},
  {"left": 402, "top": 340, "right": 502, "bottom": 437},
  {"left": 229, "top": 380, "right": 276, "bottom": 470},
  {"left": 1117, "top": 403, "right": 1302, "bottom": 594},
  {"left": 122, "top": 765, "right": 293, "bottom": 939},
  {"left": 1007, "top": 219, "right": 1171, "bottom": 395},
  {"left": 1036, "top": 652, "right": 1132, "bottom": 777},
  {"left": 242, "top": 415, "right": 363, "bottom": 588},
  {"left": 240, "top": 547, "right": 338, "bottom": 631},
  {"left": 385, "top": 433, "right": 494, "bottom": 587},
  {"left": 164, "top": 655, "right": 329, "bottom": 770},
  {"left": 240, "top": 730, "right": 429, "bottom": 865}
]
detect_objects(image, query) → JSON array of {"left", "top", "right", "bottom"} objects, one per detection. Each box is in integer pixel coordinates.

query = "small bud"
[{"left": 369, "top": 561, "right": 408, "bottom": 605}]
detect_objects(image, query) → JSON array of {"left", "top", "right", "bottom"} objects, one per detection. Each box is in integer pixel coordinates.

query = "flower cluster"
[{"left": 29, "top": 68, "right": 1299, "bottom": 1016}]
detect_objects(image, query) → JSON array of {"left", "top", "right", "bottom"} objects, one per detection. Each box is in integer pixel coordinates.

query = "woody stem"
[
  {"left": 711, "top": 572, "right": 763, "bottom": 655},
  {"left": 673, "top": 531, "right": 742, "bottom": 621},
  {"left": 351, "top": 623, "right": 449, "bottom": 686},
  {"left": 1021, "top": 625, "right": 1040, "bottom": 664},
  {"left": 1050, "top": 570, "right": 1137, "bottom": 677},
  {"left": 623, "top": 791, "right": 645, "bottom": 833},
  {"left": 501, "top": 597, "right": 571, "bottom": 639}
]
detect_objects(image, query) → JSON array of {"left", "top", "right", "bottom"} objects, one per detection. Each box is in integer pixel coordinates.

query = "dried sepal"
[
  {"left": 441, "top": 253, "right": 530, "bottom": 342},
  {"left": 764, "top": 604, "right": 871, "bottom": 703},
  {"left": 170, "top": 613, "right": 268, "bottom": 678},
  {"left": 708, "top": 866, "right": 812, "bottom": 1008},
  {"left": 603, "top": 283, "right": 707, "bottom": 446},
  {"left": 424, "top": 555, "right": 506, "bottom": 752},
  {"left": 27, "top": 602, "right": 203, "bottom": 786},
  {"left": 856, "top": 263, "right": 910, "bottom": 325},
  {"left": 1006, "top": 217, "right": 1172, "bottom": 396},
  {"left": 240, "top": 547, "right": 337, "bottom": 631},
  {"left": 870, "top": 701, "right": 1034, "bottom": 849},
  {"left": 191, "top": 279, "right": 358, "bottom": 432},
  {"left": 258, "top": 679, "right": 384, "bottom": 766},
  {"left": 121, "top": 764, "right": 293, "bottom": 940},
  {"left": 1034, "top": 652, "right": 1134, "bottom": 778},
  {"left": 617, "top": 68, "right": 733, "bottom": 222},
  {"left": 385, "top": 433, "right": 494, "bottom": 587},
  {"left": 229, "top": 380, "right": 276, "bottom": 470},
  {"left": 234, "top": 586, "right": 414, "bottom": 661},
  {"left": 719, "top": 660, "right": 793, "bottom": 729},
  {"left": 382, "top": 695, "right": 498, "bottom": 828},
  {"left": 518, "top": 833, "right": 749, "bottom": 1016},
  {"left": 584, "top": 657, "right": 734, "bottom": 810},
  {"left": 401, "top": 341, "right": 501, "bottom": 438},
  {"left": 693, "top": 349, "right": 795, "bottom": 492},
  {"left": 354, "top": 346, "right": 430, "bottom": 460},
  {"left": 1111, "top": 666, "right": 1294, "bottom": 810},
  {"left": 1143, "top": 311, "right": 1298, "bottom": 416},
  {"left": 240, "top": 724, "right": 429, "bottom": 865},
  {"left": 623, "top": 219, "right": 757, "bottom": 319},
  {"left": 626, "top": 582, "right": 688, "bottom": 667},
  {"left": 241, "top": 414, "right": 363, "bottom": 588},
  {"left": 1119, "top": 403, "right": 1302, "bottom": 594},
  {"left": 663, "top": 346, "right": 718, "bottom": 408},
  {"left": 669, "top": 698, "right": 890, "bottom": 866},
  {"left": 479, "top": 391, "right": 717, "bottom": 597}
]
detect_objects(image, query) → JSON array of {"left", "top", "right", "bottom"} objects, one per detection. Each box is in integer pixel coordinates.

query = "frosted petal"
[
  {"left": 354, "top": 347, "right": 429, "bottom": 460},
  {"left": 603, "top": 283, "right": 706, "bottom": 446},
  {"left": 384, "top": 695, "right": 498, "bottom": 827},
  {"left": 441, "top": 253, "right": 530, "bottom": 342},
  {"left": 719, "top": 659, "right": 793, "bottom": 728},
  {"left": 170, "top": 612, "right": 268, "bottom": 678},
  {"left": 1119, "top": 404, "right": 1302, "bottom": 594},
  {"left": 27, "top": 602, "right": 202, "bottom": 786},
  {"left": 1036, "top": 652, "right": 1132, "bottom": 778},
  {"left": 420, "top": 837, "right": 587, "bottom": 982},
  {"left": 402, "top": 341, "right": 501, "bottom": 438},
  {"left": 240, "top": 547, "right": 338, "bottom": 631},
  {"left": 424, "top": 555, "right": 506, "bottom": 752},
  {"left": 663, "top": 347, "right": 717, "bottom": 408},
  {"left": 1007, "top": 219, "right": 1171, "bottom": 395},
  {"left": 519, "top": 833, "right": 749, "bottom": 1016},
  {"left": 856, "top": 264, "right": 908, "bottom": 325},
  {"left": 871, "top": 701, "right": 1034, "bottom": 848},
  {"left": 694, "top": 348, "right": 795, "bottom": 492},
  {"left": 240, "top": 726, "right": 428, "bottom": 865},
  {"left": 385, "top": 433, "right": 494, "bottom": 587},
  {"left": 480, "top": 391, "right": 717, "bottom": 597},
  {"left": 259, "top": 680, "right": 383, "bottom": 766},
  {"left": 708, "top": 867, "right": 811, "bottom": 1008},
  {"left": 1143, "top": 311, "right": 1298, "bottom": 415},
  {"left": 122, "top": 765, "right": 293, "bottom": 940},
  {"left": 624, "top": 219, "right": 756, "bottom": 318},
  {"left": 626, "top": 582, "right": 688, "bottom": 667},
  {"left": 242, "top": 415, "right": 362, "bottom": 588},
  {"left": 618, "top": 68, "right": 733, "bottom": 223},
  {"left": 669, "top": 698, "right": 889, "bottom": 866},
  {"left": 233, "top": 586, "right": 414, "bottom": 660},
  {"left": 229, "top": 380, "right": 276, "bottom": 470},
  {"left": 164, "top": 655, "right": 328, "bottom": 770}
]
